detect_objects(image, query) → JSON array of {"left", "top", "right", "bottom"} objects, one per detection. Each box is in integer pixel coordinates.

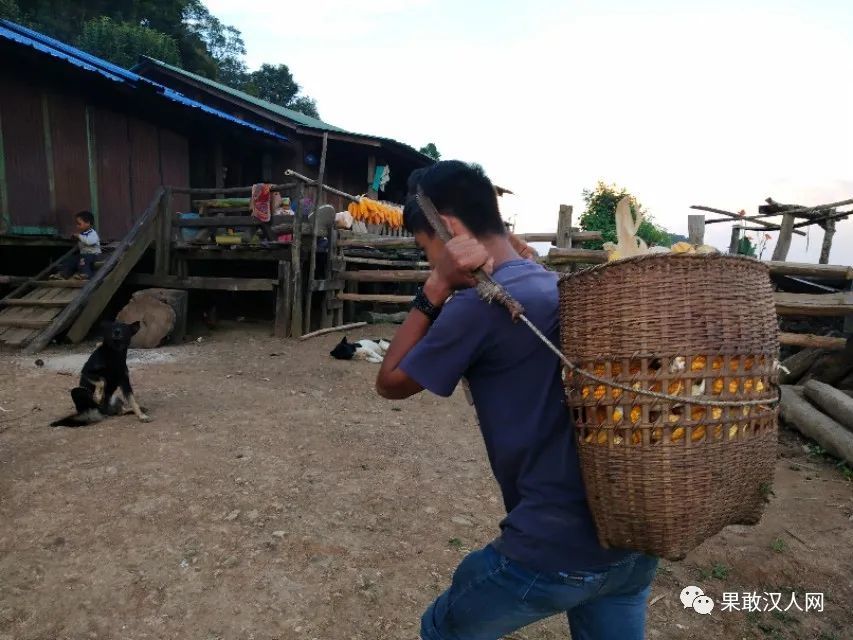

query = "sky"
[{"left": 205, "top": 0, "right": 853, "bottom": 264}]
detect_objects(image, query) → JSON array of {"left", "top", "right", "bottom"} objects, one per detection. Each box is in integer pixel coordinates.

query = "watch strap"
[{"left": 411, "top": 287, "right": 442, "bottom": 323}]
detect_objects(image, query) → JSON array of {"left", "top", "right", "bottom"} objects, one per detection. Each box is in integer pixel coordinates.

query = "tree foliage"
[
  {"left": 579, "top": 182, "right": 672, "bottom": 250},
  {"left": 284, "top": 95, "right": 319, "bottom": 119},
  {"left": 241, "top": 64, "right": 319, "bottom": 117},
  {"left": 0, "top": 0, "right": 22, "bottom": 21},
  {"left": 6, "top": 0, "right": 320, "bottom": 116},
  {"left": 419, "top": 142, "right": 441, "bottom": 160},
  {"left": 79, "top": 16, "right": 180, "bottom": 69}
]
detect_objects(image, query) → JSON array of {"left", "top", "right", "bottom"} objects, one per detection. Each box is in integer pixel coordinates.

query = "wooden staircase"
[
  {"left": 0, "top": 274, "right": 84, "bottom": 347},
  {"left": 0, "top": 187, "right": 165, "bottom": 353}
]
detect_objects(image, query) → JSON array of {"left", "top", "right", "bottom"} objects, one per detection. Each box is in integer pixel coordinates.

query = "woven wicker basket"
[{"left": 559, "top": 253, "right": 779, "bottom": 560}]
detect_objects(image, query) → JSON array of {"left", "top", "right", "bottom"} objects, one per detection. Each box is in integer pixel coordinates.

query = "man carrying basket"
[{"left": 376, "top": 160, "right": 658, "bottom": 640}]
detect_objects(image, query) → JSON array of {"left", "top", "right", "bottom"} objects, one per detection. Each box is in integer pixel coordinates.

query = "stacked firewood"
[{"left": 778, "top": 338, "right": 853, "bottom": 465}]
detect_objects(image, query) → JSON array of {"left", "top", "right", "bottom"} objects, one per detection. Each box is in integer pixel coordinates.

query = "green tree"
[
  {"left": 419, "top": 142, "right": 441, "bottom": 160},
  {"left": 6, "top": 0, "right": 322, "bottom": 117},
  {"left": 0, "top": 0, "right": 22, "bottom": 21},
  {"left": 579, "top": 181, "right": 672, "bottom": 250},
  {"left": 286, "top": 95, "right": 319, "bottom": 118},
  {"left": 182, "top": 0, "right": 246, "bottom": 83},
  {"left": 242, "top": 64, "right": 319, "bottom": 117},
  {"left": 78, "top": 16, "right": 180, "bottom": 69},
  {"left": 245, "top": 64, "right": 298, "bottom": 105}
]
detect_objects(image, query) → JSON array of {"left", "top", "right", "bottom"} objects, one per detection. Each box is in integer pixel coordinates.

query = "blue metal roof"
[{"left": 0, "top": 19, "right": 286, "bottom": 142}]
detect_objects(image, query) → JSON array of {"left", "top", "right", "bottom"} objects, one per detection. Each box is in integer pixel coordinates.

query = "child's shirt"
[
  {"left": 400, "top": 259, "right": 632, "bottom": 573},
  {"left": 78, "top": 228, "right": 101, "bottom": 255}
]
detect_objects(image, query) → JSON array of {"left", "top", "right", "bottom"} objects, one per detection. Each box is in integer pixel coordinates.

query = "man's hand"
[
  {"left": 71, "top": 233, "right": 79, "bottom": 241},
  {"left": 426, "top": 235, "right": 493, "bottom": 303}
]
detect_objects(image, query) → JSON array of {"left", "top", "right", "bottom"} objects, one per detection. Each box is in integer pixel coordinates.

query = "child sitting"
[{"left": 52, "top": 211, "right": 101, "bottom": 280}]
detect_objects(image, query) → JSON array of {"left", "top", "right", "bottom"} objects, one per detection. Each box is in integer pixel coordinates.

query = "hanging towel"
[
  {"left": 371, "top": 165, "right": 390, "bottom": 193},
  {"left": 251, "top": 183, "right": 272, "bottom": 222}
]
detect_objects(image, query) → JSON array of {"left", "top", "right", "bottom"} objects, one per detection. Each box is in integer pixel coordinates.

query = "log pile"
[{"left": 778, "top": 338, "right": 853, "bottom": 465}]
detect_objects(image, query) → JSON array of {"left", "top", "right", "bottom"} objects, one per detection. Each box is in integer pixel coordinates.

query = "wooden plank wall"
[
  {"left": 159, "top": 129, "right": 191, "bottom": 214},
  {"left": 94, "top": 108, "right": 134, "bottom": 240},
  {"left": 47, "top": 94, "right": 91, "bottom": 236},
  {"left": 0, "top": 78, "right": 51, "bottom": 229},
  {"left": 0, "top": 73, "right": 192, "bottom": 241},
  {"left": 129, "top": 119, "right": 162, "bottom": 222}
]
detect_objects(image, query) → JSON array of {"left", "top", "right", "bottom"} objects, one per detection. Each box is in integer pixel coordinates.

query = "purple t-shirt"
[{"left": 401, "top": 259, "right": 631, "bottom": 572}]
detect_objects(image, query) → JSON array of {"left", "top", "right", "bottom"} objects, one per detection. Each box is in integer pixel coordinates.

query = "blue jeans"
[{"left": 421, "top": 545, "right": 658, "bottom": 640}]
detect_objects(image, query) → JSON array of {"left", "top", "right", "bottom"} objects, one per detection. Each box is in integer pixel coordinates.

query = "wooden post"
[
  {"left": 555, "top": 205, "right": 573, "bottom": 248},
  {"left": 771, "top": 212, "right": 795, "bottom": 261},
  {"left": 688, "top": 214, "right": 705, "bottom": 245},
  {"left": 327, "top": 225, "right": 343, "bottom": 326},
  {"left": 0, "top": 108, "right": 8, "bottom": 233},
  {"left": 41, "top": 93, "right": 56, "bottom": 217},
  {"left": 214, "top": 141, "right": 225, "bottom": 199},
  {"left": 303, "top": 131, "right": 328, "bottom": 334},
  {"left": 290, "top": 185, "right": 304, "bottom": 337},
  {"left": 729, "top": 225, "right": 741, "bottom": 254},
  {"left": 819, "top": 218, "right": 836, "bottom": 265},
  {"left": 85, "top": 106, "right": 99, "bottom": 228},
  {"left": 343, "top": 280, "right": 357, "bottom": 323},
  {"left": 261, "top": 152, "right": 272, "bottom": 182},
  {"left": 274, "top": 260, "right": 292, "bottom": 338},
  {"left": 154, "top": 188, "right": 172, "bottom": 276}
]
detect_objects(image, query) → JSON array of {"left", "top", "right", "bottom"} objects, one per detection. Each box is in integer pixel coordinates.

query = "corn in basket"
[{"left": 559, "top": 253, "right": 779, "bottom": 560}]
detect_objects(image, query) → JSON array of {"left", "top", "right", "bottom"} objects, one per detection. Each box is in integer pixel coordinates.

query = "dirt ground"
[{"left": 1, "top": 324, "right": 851, "bottom": 640}]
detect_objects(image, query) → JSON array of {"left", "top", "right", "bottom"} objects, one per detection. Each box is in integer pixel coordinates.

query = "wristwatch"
[{"left": 411, "top": 287, "right": 442, "bottom": 324}]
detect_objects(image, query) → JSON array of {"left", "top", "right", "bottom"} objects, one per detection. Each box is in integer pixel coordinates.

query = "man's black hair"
[
  {"left": 75, "top": 210, "right": 95, "bottom": 225},
  {"left": 404, "top": 161, "right": 505, "bottom": 237}
]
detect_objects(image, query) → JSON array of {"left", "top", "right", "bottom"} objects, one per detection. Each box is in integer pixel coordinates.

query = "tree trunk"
[
  {"left": 798, "top": 339, "right": 853, "bottom": 386},
  {"left": 803, "top": 380, "right": 853, "bottom": 432},
  {"left": 116, "top": 289, "right": 187, "bottom": 349},
  {"left": 780, "top": 386, "right": 853, "bottom": 465},
  {"left": 779, "top": 348, "right": 824, "bottom": 385}
]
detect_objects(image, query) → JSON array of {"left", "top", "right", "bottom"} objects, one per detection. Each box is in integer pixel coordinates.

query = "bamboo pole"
[
  {"left": 299, "top": 321, "right": 367, "bottom": 341},
  {"left": 778, "top": 332, "right": 847, "bottom": 350},
  {"left": 285, "top": 169, "right": 360, "bottom": 203},
  {"left": 290, "top": 184, "right": 304, "bottom": 337},
  {"left": 692, "top": 205, "right": 806, "bottom": 236},
  {"left": 170, "top": 182, "right": 298, "bottom": 196},
  {"left": 336, "top": 293, "right": 413, "bottom": 304}
]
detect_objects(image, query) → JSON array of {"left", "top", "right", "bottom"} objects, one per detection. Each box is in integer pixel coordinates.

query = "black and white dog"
[
  {"left": 330, "top": 337, "right": 390, "bottom": 364},
  {"left": 50, "top": 321, "right": 151, "bottom": 427}
]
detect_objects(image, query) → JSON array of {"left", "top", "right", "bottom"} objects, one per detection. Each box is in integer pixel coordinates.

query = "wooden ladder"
[{"left": 0, "top": 187, "right": 165, "bottom": 353}]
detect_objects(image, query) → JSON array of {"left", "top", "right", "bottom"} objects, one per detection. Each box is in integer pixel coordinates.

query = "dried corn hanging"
[{"left": 347, "top": 197, "right": 404, "bottom": 229}]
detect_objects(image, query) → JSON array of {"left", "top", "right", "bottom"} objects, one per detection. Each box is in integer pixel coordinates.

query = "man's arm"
[
  {"left": 375, "top": 235, "right": 491, "bottom": 400},
  {"left": 375, "top": 279, "right": 447, "bottom": 400}
]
